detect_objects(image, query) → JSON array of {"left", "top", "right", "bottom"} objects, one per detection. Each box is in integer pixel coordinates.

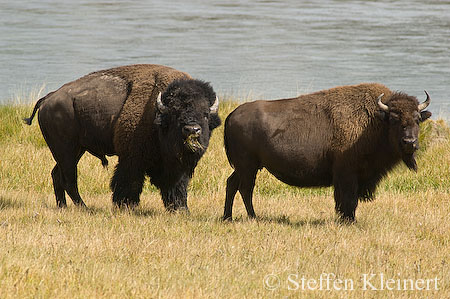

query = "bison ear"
[
  {"left": 375, "top": 110, "right": 389, "bottom": 121},
  {"left": 420, "top": 110, "right": 432, "bottom": 122}
]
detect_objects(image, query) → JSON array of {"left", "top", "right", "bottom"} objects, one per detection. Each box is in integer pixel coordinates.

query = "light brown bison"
[
  {"left": 223, "top": 83, "right": 431, "bottom": 222},
  {"left": 24, "top": 64, "right": 221, "bottom": 210}
]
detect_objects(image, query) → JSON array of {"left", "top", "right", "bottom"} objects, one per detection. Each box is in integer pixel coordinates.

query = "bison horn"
[
  {"left": 418, "top": 90, "right": 431, "bottom": 111},
  {"left": 210, "top": 96, "right": 219, "bottom": 114},
  {"left": 156, "top": 92, "right": 168, "bottom": 113},
  {"left": 377, "top": 93, "right": 389, "bottom": 112}
]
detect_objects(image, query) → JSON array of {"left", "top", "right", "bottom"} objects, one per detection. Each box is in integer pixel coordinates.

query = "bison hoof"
[
  {"left": 164, "top": 202, "right": 189, "bottom": 214},
  {"left": 338, "top": 215, "right": 356, "bottom": 224},
  {"left": 167, "top": 205, "right": 190, "bottom": 215},
  {"left": 175, "top": 206, "right": 190, "bottom": 215},
  {"left": 56, "top": 201, "right": 67, "bottom": 208},
  {"left": 113, "top": 199, "right": 139, "bottom": 209},
  {"left": 75, "top": 201, "right": 87, "bottom": 209},
  {"left": 222, "top": 215, "right": 232, "bottom": 222}
]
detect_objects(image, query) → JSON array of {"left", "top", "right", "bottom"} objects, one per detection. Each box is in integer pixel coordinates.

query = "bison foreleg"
[
  {"left": 357, "top": 174, "right": 383, "bottom": 202},
  {"left": 160, "top": 175, "right": 190, "bottom": 212},
  {"left": 111, "top": 159, "right": 145, "bottom": 208},
  {"left": 333, "top": 174, "right": 358, "bottom": 223}
]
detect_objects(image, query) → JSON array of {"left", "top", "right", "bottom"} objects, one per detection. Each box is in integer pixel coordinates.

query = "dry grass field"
[{"left": 0, "top": 98, "right": 449, "bottom": 298}]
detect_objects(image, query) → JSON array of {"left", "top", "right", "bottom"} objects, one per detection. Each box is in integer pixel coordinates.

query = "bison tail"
[
  {"left": 91, "top": 152, "right": 109, "bottom": 168},
  {"left": 23, "top": 92, "right": 53, "bottom": 125},
  {"left": 101, "top": 156, "right": 109, "bottom": 168}
]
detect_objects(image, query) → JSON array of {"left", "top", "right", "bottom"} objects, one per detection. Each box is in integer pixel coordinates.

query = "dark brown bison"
[
  {"left": 223, "top": 83, "right": 431, "bottom": 222},
  {"left": 24, "top": 64, "right": 221, "bottom": 211}
]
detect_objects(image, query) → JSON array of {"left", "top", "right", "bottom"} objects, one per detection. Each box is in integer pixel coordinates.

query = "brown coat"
[{"left": 223, "top": 83, "right": 431, "bottom": 222}]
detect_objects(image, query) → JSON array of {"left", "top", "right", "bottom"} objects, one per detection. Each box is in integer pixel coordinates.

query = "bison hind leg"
[
  {"left": 48, "top": 146, "right": 87, "bottom": 208},
  {"left": 60, "top": 153, "right": 87, "bottom": 208},
  {"left": 223, "top": 158, "right": 259, "bottom": 220},
  {"left": 225, "top": 167, "right": 258, "bottom": 220},
  {"left": 238, "top": 170, "right": 257, "bottom": 219},
  {"left": 223, "top": 171, "right": 239, "bottom": 221},
  {"left": 51, "top": 164, "right": 67, "bottom": 208}
]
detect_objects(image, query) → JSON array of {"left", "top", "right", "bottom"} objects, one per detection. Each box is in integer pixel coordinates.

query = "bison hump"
[{"left": 112, "top": 65, "right": 192, "bottom": 156}]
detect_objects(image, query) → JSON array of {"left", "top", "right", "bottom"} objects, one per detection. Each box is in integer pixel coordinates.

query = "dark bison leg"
[
  {"left": 333, "top": 171, "right": 358, "bottom": 223},
  {"left": 357, "top": 174, "right": 382, "bottom": 201},
  {"left": 51, "top": 164, "right": 66, "bottom": 208},
  {"left": 223, "top": 171, "right": 239, "bottom": 220},
  {"left": 58, "top": 149, "right": 87, "bottom": 207},
  {"left": 223, "top": 146, "right": 259, "bottom": 220},
  {"left": 160, "top": 174, "right": 190, "bottom": 212},
  {"left": 45, "top": 137, "right": 86, "bottom": 207},
  {"left": 238, "top": 169, "right": 257, "bottom": 219},
  {"left": 38, "top": 93, "right": 87, "bottom": 208},
  {"left": 110, "top": 158, "right": 145, "bottom": 207}
]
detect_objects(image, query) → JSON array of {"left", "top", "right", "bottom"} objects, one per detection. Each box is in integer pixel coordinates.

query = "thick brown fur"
[
  {"left": 24, "top": 64, "right": 220, "bottom": 210},
  {"left": 223, "top": 83, "right": 431, "bottom": 222},
  {"left": 106, "top": 65, "right": 191, "bottom": 156}
]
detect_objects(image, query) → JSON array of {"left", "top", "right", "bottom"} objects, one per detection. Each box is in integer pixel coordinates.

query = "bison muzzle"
[
  {"left": 223, "top": 83, "right": 431, "bottom": 222},
  {"left": 24, "top": 64, "right": 221, "bottom": 211}
]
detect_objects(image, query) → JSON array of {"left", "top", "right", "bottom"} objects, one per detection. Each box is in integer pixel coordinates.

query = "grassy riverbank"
[{"left": 0, "top": 100, "right": 449, "bottom": 298}]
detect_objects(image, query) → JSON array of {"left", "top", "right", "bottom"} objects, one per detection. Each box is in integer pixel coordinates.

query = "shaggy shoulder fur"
[
  {"left": 307, "top": 83, "right": 392, "bottom": 151},
  {"left": 104, "top": 64, "right": 192, "bottom": 156}
]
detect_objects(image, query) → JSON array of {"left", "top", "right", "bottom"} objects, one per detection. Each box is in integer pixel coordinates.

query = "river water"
[{"left": 1, "top": 0, "right": 449, "bottom": 116}]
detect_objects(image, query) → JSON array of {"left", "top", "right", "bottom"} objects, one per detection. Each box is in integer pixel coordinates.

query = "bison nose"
[
  {"left": 183, "top": 125, "right": 202, "bottom": 137},
  {"left": 402, "top": 137, "right": 418, "bottom": 148},
  {"left": 402, "top": 137, "right": 416, "bottom": 144}
]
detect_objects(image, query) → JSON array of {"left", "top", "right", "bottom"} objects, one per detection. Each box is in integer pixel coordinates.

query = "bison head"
[
  {"left": 155, "top": 79, "right": 221, "bottom": 161},
  {"left": 378, "top": 91, "right": 431, "bottom": 171}
]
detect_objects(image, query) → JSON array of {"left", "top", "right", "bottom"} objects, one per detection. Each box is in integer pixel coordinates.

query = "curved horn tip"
[
  {"left": 377, "top": 93, "right": 389, "bottom": 112},
  {"left": 424, "top": 90, "right": 430, "bottom": 100},
  {"left": 418, "top": 90, "right": 431, "bottom": 111}
]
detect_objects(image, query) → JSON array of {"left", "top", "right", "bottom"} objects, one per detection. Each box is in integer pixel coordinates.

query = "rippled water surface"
[{"left": 1, "top": 0, "right": 449, "bottom": 115}]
